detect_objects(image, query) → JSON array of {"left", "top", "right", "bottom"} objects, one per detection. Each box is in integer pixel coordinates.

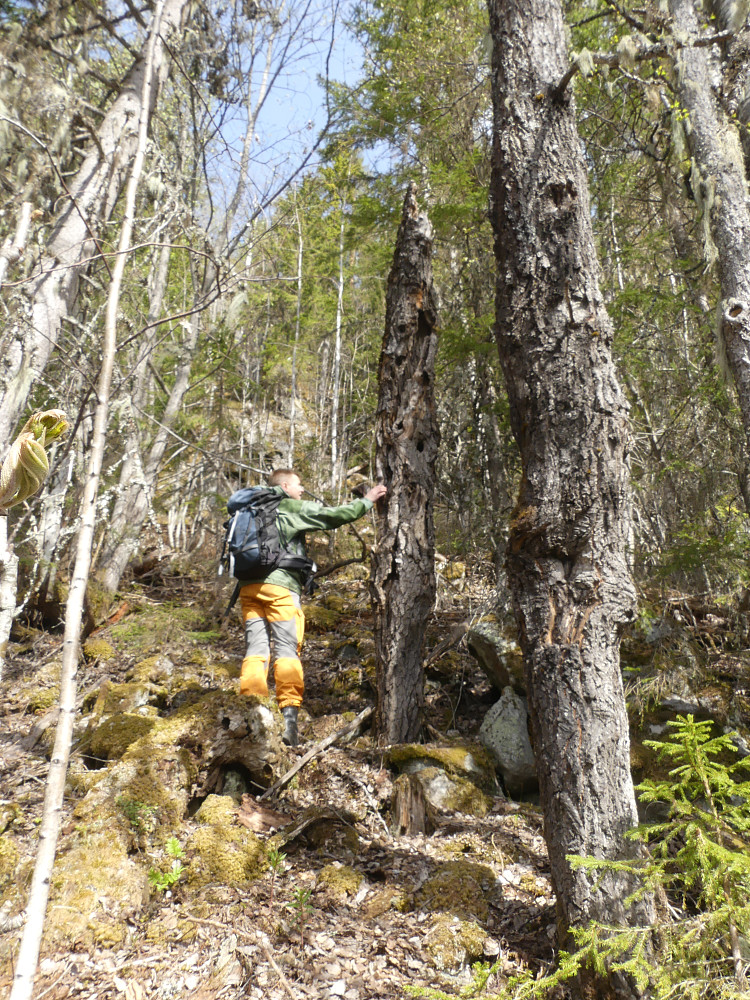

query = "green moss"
[
  {"left": 82, "top": 637, "right": 116, "bottom": 662},
  {"left": 129, "top": 654, "right": 175, "bottom": 684},
  {"left": 426, "top": 914, "right": 487, "bottom": 971},
  {"left": 317, "top": 863, "right": 363, "bottom": 898},
  {"left": 0, "top": 803, "right": 21, "bottom": 836},
  {"left": 194, "top": 794, "right": 237, "bottom": 826},
  {"left": 90, "top": 920, "right": 127, "bottom": 949},
  {"left": 363, "top": 887, "right": 404, "bottom": 918},
  {"left": 85, "top": 579, "right": 115, "bottom": 626},
  {"left": 28, "top": 688, "right": 59, "bottom": 713},
  {"left": 43, "top": 828, "right": 148, "bottom": 951},
  {"left": 109, "top": 603, "right": 206, "bottom": 654},
  {"left": 331, "top": 668, "right": 363, "bottom": 697},
  {"left": 304, "top": 604, "right": 342, "bottom": 631},
  {"left": 387, "top": 743, "right": 497, "bottom": 793},
  {"left": 410, "top": 861, "right": 493, "bottom": 922},
  {"left": 188, "top": 794, "right": 267, "bottom": 888},
  {"left": 0, "top": 837, "right": 18, "bottom": 891},
  {"left": 322, "top": 594, "right": 347, "bottom": 613},
  {"left": 17, "top": 658, "right": 62, "bottom": 714},
  {"left": 91, "top": 680, "right": 167, "bottom": 717},
  {"left": 87, "top": 714, "right": 157, "bottom": 762}
]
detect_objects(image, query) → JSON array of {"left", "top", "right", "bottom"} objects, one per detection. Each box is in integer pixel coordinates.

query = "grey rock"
[
  {"left": 479, "top": 687, "right": 537, "bottom": 798},
  {"left": 466, "top": 620, "right": 524, "bottom": 692}
]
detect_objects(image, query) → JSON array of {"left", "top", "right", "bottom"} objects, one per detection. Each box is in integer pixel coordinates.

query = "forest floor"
[{"left": 6, "top": 558, "right": 720, "bottom": 1000}]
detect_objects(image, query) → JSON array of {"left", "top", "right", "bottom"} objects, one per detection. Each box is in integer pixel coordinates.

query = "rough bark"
[
  {"left": 0, "top": 0, "right": 189, "bottom": 452},
  {"left": 487, "top": 0, "right": 654, "bottom": 983},
  {"left": 667, "top": 0, "right": 750, "bottom": 457},
  {"left": 370, "top": 183, "right": 439, "bottom": 744}
]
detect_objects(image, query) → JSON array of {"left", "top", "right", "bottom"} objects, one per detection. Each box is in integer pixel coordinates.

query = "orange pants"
[{"left": 239, "top": 583, "right": 305, "bottom": 708}]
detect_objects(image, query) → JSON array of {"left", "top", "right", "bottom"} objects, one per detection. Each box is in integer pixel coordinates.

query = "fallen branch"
[{"left": 259, "top": 706, "right": 373, "bottom": 801}]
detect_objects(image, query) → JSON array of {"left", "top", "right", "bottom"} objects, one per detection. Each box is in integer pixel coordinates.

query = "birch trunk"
[
  {"left": 371, "top": 184, "right": 439, "bottom": 743},
  {"left": 487, "top": 0, "right": 654, "bottom": 989},
  {"left": 95, "top": 10, "right": 287, "bottom": 592},
  {"left": 10, "top": 9, "right": 165, "bottom": 994},
  {"left": 0, "top": 515, "right": 17, "bottom": 682},
  {"left": 330, "top": 210, "right": 345, "bottom": 492},
  {"left": 289, "top": 201, "right": 304, "bottom": 465},
  {"left": 0, "top": 0, "right": 189, "bottom": 452},
  {"left": 667, "top": 0, "right": 750, "bottom": 457},
  {"left": 0, "top": 203, "right": 34, "bottom": 679}
]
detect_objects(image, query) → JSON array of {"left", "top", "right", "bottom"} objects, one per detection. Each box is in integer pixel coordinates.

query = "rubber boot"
[{"left": 281, "top": 706, "right": 299, "bottom": 747}]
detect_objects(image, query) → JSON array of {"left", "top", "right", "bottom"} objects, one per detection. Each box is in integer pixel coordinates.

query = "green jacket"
[{"left": 239, "top": 486, "right": 374, "bottom": 594}]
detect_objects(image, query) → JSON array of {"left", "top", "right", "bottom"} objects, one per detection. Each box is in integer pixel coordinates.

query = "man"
[{"left": 238, "top": 468, "right": 387, "bottom": 746}]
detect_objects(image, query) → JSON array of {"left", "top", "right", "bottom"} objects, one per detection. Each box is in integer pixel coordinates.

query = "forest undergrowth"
[
  {"left": 2, "top": 560, "right": 750, "bottom": 1000},
  {"left": 0, "top": 562, "right": 559, "bottom": 1000}
]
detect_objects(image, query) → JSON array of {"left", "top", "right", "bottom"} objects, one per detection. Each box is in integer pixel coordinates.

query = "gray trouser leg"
[
  {"left": 270, "top": 613, "right": 301, "bottom": 661},
  {"left": 245, "top": 617, "right": 271, "bottom": 664}
]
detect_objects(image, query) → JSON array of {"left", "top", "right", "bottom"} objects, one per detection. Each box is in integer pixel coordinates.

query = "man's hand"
[{"left": 365, "top": 483, "right": 387, "bottom": 503}]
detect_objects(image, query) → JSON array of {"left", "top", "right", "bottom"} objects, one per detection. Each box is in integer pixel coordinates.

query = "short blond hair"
[{"left": 269, "top": 468, "right": 299, "bottom": 487}]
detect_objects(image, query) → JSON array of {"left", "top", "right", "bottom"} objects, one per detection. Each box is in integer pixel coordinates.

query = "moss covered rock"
[
  {"left": 43, "top": 828, "right": 148, "bottom": 951},
  {"left": 128, "top": 654, "right": 176, "bottom": 684},
  {"left": 86, "top": 713, "right": 157, "bottom": 762},
  {"left": 0, "top": 802, "right": 21, "bottom": 836},
  {"left": 0, "top": 836, "right": 18, "bottom": 892},
  {"left": 317, "top": 863, "right": 363, "bottom": 899},
  {"left": 387, "top": 743, "right": 498, "bottom": 794},
  {"left": 410, "top": 860, "right": 494, "bottom": 922},
  {"left": 304, "top": 604, "right": 342, "bottom": 631},
  {"left": 425, "top": 914, "right": 487, "bottom": 971},
  {"left": 90, "top": 680, "right": 168, "bottom": 717},
  {"left": 82, "top": 637, "right": 116, "bottom": 662},
  {"left": 399, "top": 767, "right": 492, "bottom": 818},
  {"left": 16, "top": 658, "right": 62, "bottom": 714},
  {"left": 187, "top": 794, "right": 267, "bottom": 888}
]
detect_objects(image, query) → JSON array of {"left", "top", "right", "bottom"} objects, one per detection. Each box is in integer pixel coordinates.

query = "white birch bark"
[
  {"left": 0, "top": 202, "right": 34, "bottom": 680},
  {"left": 330, "top": 209, "right": 345, "bottom": 492},
  {"left": 0, "top": 0, "right": 189, "bottom": 453},
  {"left": 289, "top": 200, "right": 304, "bottom": 465},
  {"left": 9, "top": 8, "right": 165, "bottom": 994}
]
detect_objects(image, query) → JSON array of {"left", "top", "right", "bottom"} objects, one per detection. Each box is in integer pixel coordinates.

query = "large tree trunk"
[
  {"left": 667, "top": 0, "right": 750, "bottom": 456},
  {"left": 487, "top": 0, "right": 654, "bottom": 986},
  {"left": 370, "top": 184, "right": 439, "bottom": 743},
  {"left": 0, "top": 0, "right": 189, "bottom": 452}
]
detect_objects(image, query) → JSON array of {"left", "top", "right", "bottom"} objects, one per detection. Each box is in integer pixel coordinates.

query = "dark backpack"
[{"left": 219, "top": 486, "right": 314, "bottom": 583}]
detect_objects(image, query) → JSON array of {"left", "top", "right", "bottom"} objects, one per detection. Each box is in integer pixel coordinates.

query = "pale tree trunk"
[
  {"left": 330, "top": 209, "right": 345, "bottom": 492},
  {"left": 0, "top": 0, "right": 189, "bottom": 453},
  {"left": 95, "top": 9, "right": 288, "bottom": 593},
  {"left": 488, "top": 0, "right": 654, "bottom": 992},
  {"left": 0, "top": 201, "right": 32, "bottom": 287},
  {"left": 667, "top": 0, "right": 750, "bottom": 457},
  {"left": 0, "top": 515, "right": 18, "bottom": 682},
  {"left": 0, "top": 203, "right": 33, "bottom": 679},
  {"left": 9, "top": 7, "right": 164, "bottom": 996},
  {"left": 96, "top": 312, "right": 200, "bottom": 592},
  {"left": 371, "top": 183, "right": 439, "bottom": 744},
  {"left": 289, "top": 200, "right": 304, "bottom": 465}
]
